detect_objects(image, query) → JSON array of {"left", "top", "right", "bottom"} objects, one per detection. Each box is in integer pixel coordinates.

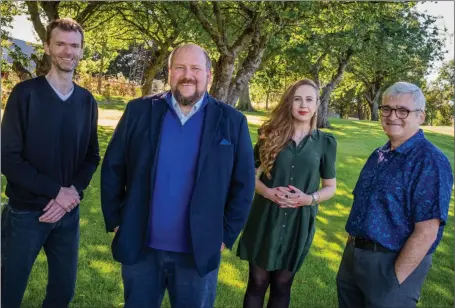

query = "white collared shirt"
[{"left": 171, "top": 95, "right": 205, "bottom": 125}]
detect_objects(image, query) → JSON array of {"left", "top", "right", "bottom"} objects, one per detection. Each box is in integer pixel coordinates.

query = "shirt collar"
[
  {"left": 379, "top": 129, "right": 425, "bottom": 154},
  {"left": 166, "top": 91, "right": 206, "bottom": 114},
  {"left": 309, "top": 129, "right": 318, "bottom": 140}
]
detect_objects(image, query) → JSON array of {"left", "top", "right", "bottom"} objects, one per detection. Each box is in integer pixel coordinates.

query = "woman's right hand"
[{"left": 262, "top": 187, "right": 289, "bottom": 204}]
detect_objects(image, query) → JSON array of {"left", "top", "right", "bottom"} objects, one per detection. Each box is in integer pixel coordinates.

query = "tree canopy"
[{"left": 2, "top": 1, "right": 449, "bottom": 126}]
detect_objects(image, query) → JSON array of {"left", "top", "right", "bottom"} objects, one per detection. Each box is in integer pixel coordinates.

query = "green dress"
[{"left": 236, "top": 129, "right": 337, "bottom": 273}]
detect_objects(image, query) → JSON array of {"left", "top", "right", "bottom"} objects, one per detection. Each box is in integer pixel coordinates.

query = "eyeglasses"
[{"left": 378, "top": 106, "right": 422, "bottom": 119}]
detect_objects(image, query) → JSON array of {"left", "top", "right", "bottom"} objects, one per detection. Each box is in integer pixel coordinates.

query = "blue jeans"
[
  {"left": 1, "top": 203, "right": 80, "bottom": 308},
  {"left": 122, "top": 247, "right": 219, "bottom": 308}
]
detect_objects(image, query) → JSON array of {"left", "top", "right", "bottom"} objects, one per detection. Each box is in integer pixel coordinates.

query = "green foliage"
[
  {"left": 425, "top": 60, "right": 454, "bottom": 126},
  {"left": 322, "top": 3, "right": 447, "bottom": 120},
  {"left": 1, "top": 1, "right": 24, "bottom": 73},
  {"left": 4, "top": 0, "right": 450, "bottom": 123},
  {"left": 78, "top": 22, "right": 128, "bottom": 76}
]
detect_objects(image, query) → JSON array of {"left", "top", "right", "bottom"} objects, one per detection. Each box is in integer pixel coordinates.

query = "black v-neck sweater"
[{"left": 1, "top": 75, "right": 100, "bottom": 210}]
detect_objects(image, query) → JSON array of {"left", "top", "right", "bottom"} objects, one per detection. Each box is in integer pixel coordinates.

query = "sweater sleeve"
[
  {"left": 71, "top": 96, "right": 101, "bottom": 192},
  {"left": 1, "top": 85, "right": 61, "bottom": 198}
]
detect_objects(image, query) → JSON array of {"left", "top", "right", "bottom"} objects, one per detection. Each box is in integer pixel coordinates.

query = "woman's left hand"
[{"left": 275, "top": 185, "right": 312, "bottom": 208}]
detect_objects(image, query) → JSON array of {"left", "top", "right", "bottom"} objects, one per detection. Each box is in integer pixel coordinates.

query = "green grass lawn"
[{"left": 2, "top": 103, "right": 454, "bottom": 307}]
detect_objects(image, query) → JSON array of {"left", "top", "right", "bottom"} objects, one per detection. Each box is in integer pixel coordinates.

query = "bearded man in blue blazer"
[{"left": 101, "top": 43, "right": 256, "bottom": 308}]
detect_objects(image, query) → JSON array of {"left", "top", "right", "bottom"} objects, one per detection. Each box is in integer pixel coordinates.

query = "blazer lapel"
[{"left": 196, "top": 97, "right": 222, "bottom": 182}]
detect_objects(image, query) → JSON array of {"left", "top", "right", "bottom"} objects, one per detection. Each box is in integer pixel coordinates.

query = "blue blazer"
[{"left": 101, "top": 92, "right": 255, "bottom": 276}]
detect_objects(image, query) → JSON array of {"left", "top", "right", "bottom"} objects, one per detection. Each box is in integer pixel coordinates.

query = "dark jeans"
[
  {"left": 336, "top": 240, "right": 432, "bottom": 308},
  {"left": 1, "top": 203, "right": 80, "bottom": 308},
  {"left": 122, "top": 247, "right": 219, "bottom": 308}
]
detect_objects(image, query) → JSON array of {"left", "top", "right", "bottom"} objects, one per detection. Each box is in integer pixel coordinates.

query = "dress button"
[
  {"left": 282, "top": 225, "right": 285, "bottom": 227},
  {"left": 291, "top": 165, "right": 294, "bottom": 168},
  {"left": 290, "top": 177, "right": 293, "bottom": 180},
  {"left": 285, "top": 213, "right": 287, "bottom": 216}
]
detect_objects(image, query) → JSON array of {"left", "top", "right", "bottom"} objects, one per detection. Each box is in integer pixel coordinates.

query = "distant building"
[{"left": 2, "top": 37, "right": 37, "bottom": 72}]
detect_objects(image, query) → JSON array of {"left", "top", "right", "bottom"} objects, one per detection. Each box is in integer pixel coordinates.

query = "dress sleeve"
[{"left": 320, "top": 133, "right": 337, "bottom": 179}]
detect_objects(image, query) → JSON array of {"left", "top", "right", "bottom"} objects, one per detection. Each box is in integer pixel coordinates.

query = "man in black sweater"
[{"left": 1, "top": 18, "right": 100, "bottom": 308}]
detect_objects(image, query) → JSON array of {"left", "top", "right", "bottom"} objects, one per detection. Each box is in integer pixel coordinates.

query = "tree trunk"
[
  {"left": 316, "top": 49, "right": 353, "bottom": 128},
  {"left": 188, "top": 2, "right": 257, "bottom": 103},
  {"left": 317, "top": 86, "right": 332, "bottom": 128},
  {"left": 142, "top": 64, "right": 161, "bottom": 96},
  {"left": 141, "top": 49, "right": 169, "bottom": 96},
  {"left": 34, "top": 54, "right": 52, "bottom": 76},
  {"left": 356, "top": 94, "right": 364, "bottom": 120},
  {"left": 209, "top": 53, "right": 236, "bottom": 102},
  {"left": 369, "top": 103, "right": 379, "bottom": 121},
  {"left": 236, "top": 83, "right": 256, "bottom": 111},
  {"left": 225, "top": 31, "right": 269, "bottom": 106},
  {"left": 365, "top": 89, "right": 381, "bottom": 121},
  {"left": 339, "top": 109, "right": 344, "bottom": 119},
  {"left": 12, "top": 61, "right": 33, "bottom": 81}
]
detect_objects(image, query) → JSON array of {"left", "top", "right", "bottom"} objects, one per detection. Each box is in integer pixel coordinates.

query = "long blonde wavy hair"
[{"left": 259, "top": 79, "right": 320, "bottom": 179}]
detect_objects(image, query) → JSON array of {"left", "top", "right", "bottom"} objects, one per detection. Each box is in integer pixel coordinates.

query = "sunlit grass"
[{"left": 2, "top": 100, "right": 453, "bottom": 307}]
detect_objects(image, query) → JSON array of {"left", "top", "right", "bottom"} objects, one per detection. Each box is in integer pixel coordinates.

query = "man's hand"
[
  {"left": 70, "top": 185, "right": 79, "bottom": 195},
  {"left": 39, "top": 200, "right": 67, "bottom": 223},
  {"left": 55, "top": 187, "right": 80, "bottom": 212},
  {"left": 113, "top": 226, "right": 119, "bottom": 233},
  {"left": 220, "top": 243, "right": 226, "bottom": 252},
  {"left": 394, "top": 219, "right": 439, "bottom": 285}
]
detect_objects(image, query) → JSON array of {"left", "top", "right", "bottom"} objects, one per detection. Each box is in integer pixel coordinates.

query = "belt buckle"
[
  {"left": 352, "top": 237, "right": 368, "bottom": 250},
  {"left": 351, "top": 236, "right": 361, "bottom": 247}
]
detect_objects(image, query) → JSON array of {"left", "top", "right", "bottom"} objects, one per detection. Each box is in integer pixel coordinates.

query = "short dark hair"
[
  {"left": 168, "top": 44, "right": 212, "bottom": 71},
  {"left": 46, "top": 18, "right": 84, "bottom": 48}
]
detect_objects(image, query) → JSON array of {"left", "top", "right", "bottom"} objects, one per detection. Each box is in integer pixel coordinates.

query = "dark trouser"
[
  {"left": 1, "top": 203, "right": 80, "bottom": 308},
  {"left": 336, "top": 239, "right": 432, "bottom": 308},
  {"left": 122, "top": 247, "right": 219, "bottom": 308}
]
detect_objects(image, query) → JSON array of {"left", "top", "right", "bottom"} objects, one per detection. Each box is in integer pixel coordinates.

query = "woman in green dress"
[{"left": 237, "top": 79, "right": 337, "bottom": 308}]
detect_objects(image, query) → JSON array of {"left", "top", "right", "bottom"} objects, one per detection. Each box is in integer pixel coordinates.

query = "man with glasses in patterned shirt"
[{"left": 336, "top": 82, "right": 453, "bottom": 308}]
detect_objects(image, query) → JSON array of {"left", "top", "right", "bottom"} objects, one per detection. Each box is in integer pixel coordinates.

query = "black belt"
[{"left": 351, "top": 237, "right": 393, "bottom": 253}]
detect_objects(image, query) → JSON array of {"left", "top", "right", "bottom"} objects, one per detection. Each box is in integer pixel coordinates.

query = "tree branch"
[
  {"left": 76, "top": 2, "right": 103, "bottom": 26},
  {"left": 26, "top": 1, "right": 47, "bottom": 43},
  {"left": 12, "top": 60, "right": 33, "bottom": 81},
  {"left": 147, "top": 6, "right": 167, "bottom": 39},
  {"left": 41, "top": 1, "right": 60, "bottom": 21},
  {"left": 82, "top": 13, "right": 116, "bottom": 32},
  {"left": 237, "top": 2, "right": 254, "bottom": 18},
  {"left": 230, "top": 11, "right": 260, "bottom": 56},
  {"left": 330, "top": 47, "right": 354, "bottom": 87},
  {"left": 116, "top": 8, "right": 164, "bottom": 46},
  {"left": 212, "top": 2, "right": 227, "bottom": 46},
  {"left": 188, "top": 2, "right": 225, "bottom": 53}
]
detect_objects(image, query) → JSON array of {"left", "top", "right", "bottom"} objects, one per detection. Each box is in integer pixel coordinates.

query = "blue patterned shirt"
[{"left": 345, "top": 129, "right": 453, "bottom": 254}]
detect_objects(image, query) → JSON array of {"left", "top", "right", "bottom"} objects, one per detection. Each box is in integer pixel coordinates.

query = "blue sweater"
[{"left": 147, "top": 100, "right": 206, "bottom": 253}]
